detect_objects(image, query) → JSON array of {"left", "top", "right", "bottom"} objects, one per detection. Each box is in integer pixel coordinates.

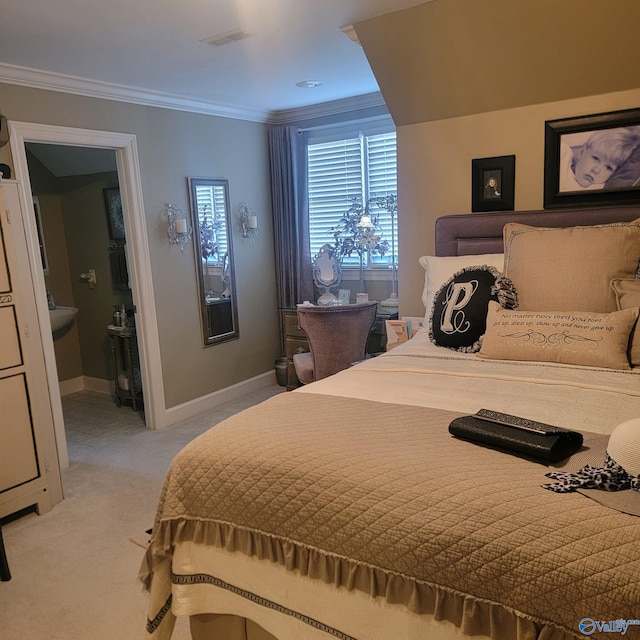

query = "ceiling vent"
[{"left": 201, "top": 30, "right": 251, "bottom": 47}]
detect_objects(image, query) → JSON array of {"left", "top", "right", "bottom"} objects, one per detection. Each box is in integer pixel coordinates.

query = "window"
[
  {"left": 307, "top": 121, "right": 397, "bottom": 268},
  {"left": 196, "top": 183, "right": 228, "bottom": 267}
]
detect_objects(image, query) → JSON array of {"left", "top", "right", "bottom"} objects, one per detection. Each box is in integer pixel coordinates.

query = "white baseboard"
[
  {"left": 58, "top": 376, "right": 84, "bottom": 396},
  {"left": 59, "top": 371, "right": 277, "bottom": 430},
  {"left": 83, "top": 376, "right": 113, "bottom": 395},
  {"left": 161, "top": 370, "right": 277, "bottom": 429},
  {"left": 59, "top": 376, "right": 113, "bottom": 397}
]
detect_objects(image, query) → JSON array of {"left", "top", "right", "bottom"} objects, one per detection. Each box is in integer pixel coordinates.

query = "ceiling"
[
  {"left": 0, "top": 0, "right": 429, "bottom": 123},
  {"left": 26, "top": 143, "right": 117, "bottom": 178}
]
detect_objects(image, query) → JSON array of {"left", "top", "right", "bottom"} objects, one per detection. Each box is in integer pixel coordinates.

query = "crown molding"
[
  {"left": 267, "top": 92, "right": 387, "bottom": 125},
  {"left": 0, "top": 62, "right": 270, "bottom": 123},
  {"left": 0, "top": 62, "right": 387, "bottom": 126}
]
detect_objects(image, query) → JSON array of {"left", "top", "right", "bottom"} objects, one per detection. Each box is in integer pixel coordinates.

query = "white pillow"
[{"left": 418, "top": 254, "right": 505, "bottom": 323}]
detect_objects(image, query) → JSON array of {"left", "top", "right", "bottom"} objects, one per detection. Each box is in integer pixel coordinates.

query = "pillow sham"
[
  {"left": 610, "top": 278, "right": 640, "bottom": 367},
  {"left": 419, "top": 253, "right": 504, "bottom": 325},
  {"left": 478, "top": 302, "right": 638, "bottom": 370},
  {"left": 429, "top": 265, "right": 518, "bottom": 352},
  {"left": 503, "top": 221, "right": 640, "bottom": 312}
]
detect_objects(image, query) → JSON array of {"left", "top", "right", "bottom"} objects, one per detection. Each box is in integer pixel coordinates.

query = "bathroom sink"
[{"left": 49, "top": 306, "right": 79, "bottom": 333}]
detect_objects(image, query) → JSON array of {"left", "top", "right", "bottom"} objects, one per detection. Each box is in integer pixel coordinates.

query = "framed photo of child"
[
  {"left": 471, "top": 155, "right": 515, "bottom": 212},
  {"left": 544, "top": 107, "right": 640, "bottom": 209}
]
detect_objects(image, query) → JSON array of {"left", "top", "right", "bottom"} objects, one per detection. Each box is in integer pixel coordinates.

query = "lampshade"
[{"left": 357, "top": 213, "right": 373, "bottom": 228}]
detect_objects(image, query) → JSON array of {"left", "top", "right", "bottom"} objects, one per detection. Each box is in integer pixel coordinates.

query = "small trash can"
[{"left": 274, "top": 357, "right": 288, "bottom": 387}]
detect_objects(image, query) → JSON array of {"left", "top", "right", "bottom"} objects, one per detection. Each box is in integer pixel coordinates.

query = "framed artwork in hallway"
[{"left": 103, "top": 187, "right": 125, "bottom": 243}]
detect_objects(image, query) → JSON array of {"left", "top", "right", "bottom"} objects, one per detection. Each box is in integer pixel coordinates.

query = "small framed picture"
[
  {"left": 103, "top": 187, "right": 126, "bottom": 243},
  {"left": 471, "top": 155, "right": 515, "bottom": 212},
  {"left": 543, "top": 107, "right": 640, "bottom": 208}
]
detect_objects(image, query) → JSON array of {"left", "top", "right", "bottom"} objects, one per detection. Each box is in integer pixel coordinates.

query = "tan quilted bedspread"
[{"left": 141, "top": 392, "right": 640, "bottom": 639}]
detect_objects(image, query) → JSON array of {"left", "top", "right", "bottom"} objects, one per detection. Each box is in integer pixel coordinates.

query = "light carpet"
[{"left": 0, "top": 385, "right": 284, "bottom": 640}]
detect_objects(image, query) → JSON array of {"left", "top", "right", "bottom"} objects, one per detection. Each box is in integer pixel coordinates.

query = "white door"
[{"left": 0, "top": 181, "right": 63, "bottom": 518}]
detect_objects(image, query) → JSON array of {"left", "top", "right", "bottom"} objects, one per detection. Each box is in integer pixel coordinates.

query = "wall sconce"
[
  {"left": 167, "top": 203, "right": 192, "bottom": 251},
  {"left": 239, "top": 202, "right": 258, "bottom": 242}
]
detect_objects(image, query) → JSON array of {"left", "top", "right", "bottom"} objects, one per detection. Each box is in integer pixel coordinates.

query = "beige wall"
[
  {"left": 0, "top": 82, "right": 277, "bottom": 409},
  {"left": 59, "top": 171, "right": 131, "bottom": 381},
  {"left": 396, "top": 88, "right": 640, "bottom": 318},
  {"left": 36, "top": 192, "right": 83, "bottom": 382},
  {"left": 356, "top": 0, "right": 640, "bottom": 126},
  {"left": 29, "top": 153, "right": 132, "bottom": 383}
]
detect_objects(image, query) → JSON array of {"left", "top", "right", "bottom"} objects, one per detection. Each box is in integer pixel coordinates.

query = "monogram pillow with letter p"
[{"left": 429, "top": 265, "right": 518, "bottom": 353}]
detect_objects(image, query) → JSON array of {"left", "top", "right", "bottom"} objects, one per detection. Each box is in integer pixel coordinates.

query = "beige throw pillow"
[
  {"left": 503, "top": 221, "right": 640, "bottom": 312},
  {"left": 610, "top": 278, "right": 640, "bottom": 367},
  {"left": 478, "top": 302, "right": 638, "bottom": 370}
]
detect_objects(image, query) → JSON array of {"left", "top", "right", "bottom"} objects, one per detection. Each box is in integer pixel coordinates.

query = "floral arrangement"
[
  {"left": 328, "top": 194, "right": 396, "bottom": 289},
  {"left": 329, "top": 197, "right": 389, "bottom": 264},
  {"left": 199, "top": 203, "right": 223, "bottom": 263}
]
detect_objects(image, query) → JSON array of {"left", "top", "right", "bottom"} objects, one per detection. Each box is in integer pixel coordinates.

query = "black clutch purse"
[{"left": 448, "top": 409, "right": 584, "bottom": 462}]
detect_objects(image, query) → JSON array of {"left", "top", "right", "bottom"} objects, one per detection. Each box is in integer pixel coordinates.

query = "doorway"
[
  {"left": 25, "top": 142, "right": 143, "bottom": 426},
  {"left": 9, "top": 121, "right": 166, "bottom": 471}
]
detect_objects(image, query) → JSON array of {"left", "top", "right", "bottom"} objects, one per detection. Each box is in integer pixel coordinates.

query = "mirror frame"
[
  {"left": 188, "top": 177, "right": 239, "bottom": 346},
  {"left": 312, "top": 243, "right": 342, "bottom": 289}
]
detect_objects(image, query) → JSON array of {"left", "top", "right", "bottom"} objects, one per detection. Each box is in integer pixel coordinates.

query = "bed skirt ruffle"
[{"left": 140, "top": 517, "right": 574, "bottom": 640}]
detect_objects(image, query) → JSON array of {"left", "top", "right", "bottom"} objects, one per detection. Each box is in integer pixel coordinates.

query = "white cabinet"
[{"left": 0, "top": 181, "right": 62, "bottom": 518}]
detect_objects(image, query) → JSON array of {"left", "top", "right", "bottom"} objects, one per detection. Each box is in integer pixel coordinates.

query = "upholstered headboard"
[{"left": 435, "top": 206, "right": 640, "bottom": 256}]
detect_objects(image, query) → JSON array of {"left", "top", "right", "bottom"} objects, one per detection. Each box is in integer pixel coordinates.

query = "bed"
[{"left": 140, "top": 206, "right": 640, "bottom": 640}]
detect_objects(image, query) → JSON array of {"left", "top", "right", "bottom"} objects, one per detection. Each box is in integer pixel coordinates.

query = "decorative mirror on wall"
[{"left": 188, "top": 177, "right": 239, "bottom": 346}]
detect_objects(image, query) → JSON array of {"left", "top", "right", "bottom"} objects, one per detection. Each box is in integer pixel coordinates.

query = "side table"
[
  {"left": 107, "top": 325, "right": 143, "bottom": 411},
  {"left": 281, "top": 309, "right": 310, "bottom": 390},
  {"left": 367, "top": 306, "right": 398, "bottom": 354}
]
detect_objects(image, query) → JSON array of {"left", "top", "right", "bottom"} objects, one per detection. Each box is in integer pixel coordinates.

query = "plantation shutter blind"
[
  {"left": 196, "top": 184, "right": 228, "bottom": 265},
  {"left": 367, "top": 132, "right": 398, "bottom": 264},
  {"left": 307, "top": 126, "right": 397, "bottom": 267},
  {"left": 307, "top": 136, "right": 363, "bottom": 262}
]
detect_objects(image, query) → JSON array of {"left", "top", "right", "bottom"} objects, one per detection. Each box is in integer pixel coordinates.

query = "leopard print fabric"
[{"left": 542, "top": 453, "right": 640, "bottom": 493}]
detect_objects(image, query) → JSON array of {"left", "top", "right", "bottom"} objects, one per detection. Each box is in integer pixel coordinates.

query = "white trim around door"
[{"left": 8, "top": 122, "right": 168, "bottom": 470}]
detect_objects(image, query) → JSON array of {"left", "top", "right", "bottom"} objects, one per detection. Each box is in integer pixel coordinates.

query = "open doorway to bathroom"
[
  {"left": 24, "top": 142, "right": 146, "bottom": 450},
  {"left": 10, "top": 120, "right": 166, "bottom": 475}
]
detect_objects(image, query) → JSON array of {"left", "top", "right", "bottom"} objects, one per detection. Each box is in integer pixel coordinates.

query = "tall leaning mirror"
[{"left": 188, "top": 177, "right": 239, "bottom": 346}]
